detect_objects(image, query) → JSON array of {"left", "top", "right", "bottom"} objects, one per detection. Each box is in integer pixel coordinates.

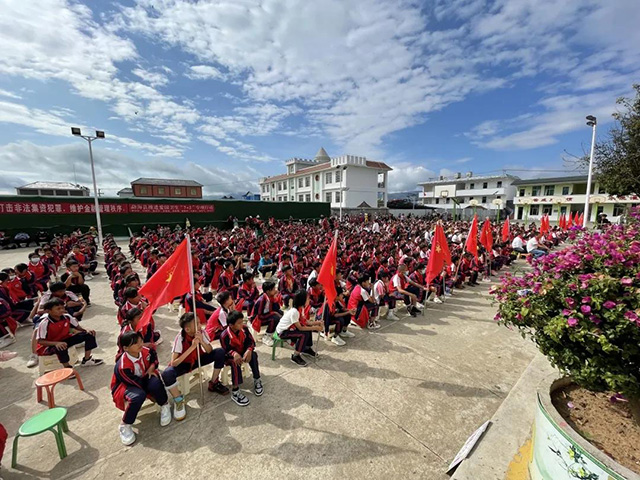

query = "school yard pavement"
[{"left": 0, "top": 245, "right": 538, "bottom": 480}]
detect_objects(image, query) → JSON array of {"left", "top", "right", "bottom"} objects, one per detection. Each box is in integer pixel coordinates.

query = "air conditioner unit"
[
  {"left": 455, "top": 172, "right": 461, "bottom": 179},
  {"left": 466, "top": 171, "right": 473, "bottom": 178},
  {"left": 439, "top": 175, "right": 444, "bottom": 181}
]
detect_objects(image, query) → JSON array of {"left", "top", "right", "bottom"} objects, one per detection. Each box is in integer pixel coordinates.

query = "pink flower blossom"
[
  {"left": 624, "top": 311, "right": 638, "bottom": 322},
  {"left": 580, "top": 305, "right": 591, "bottom": 314},
  {"left": 621, "top": 277, "right": 633, "bottom": 286},
  {"left": 603, "top": 301, "right": 617, "bottom": 309},
  {"left": 567, "top": 317, "right": 579, "bottom": 327},
  {"left": 565, "top": 298, "right": 576, "bottom": 307},
  {"left": 581, "top": 296, "right": 591, "bottom": 304}
]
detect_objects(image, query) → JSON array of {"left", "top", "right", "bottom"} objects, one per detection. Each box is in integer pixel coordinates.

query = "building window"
[
  {"left": 482, "top": 182, "right": 488, "bottom": 189},
  {"left": 519, "top": 188, "right": 525, "bottom": 197},
  {"left": 271, "top": 183, "right": 275, "bottom": 191},
  {"left": 481, "top": 196, "right": 487, "bottom": 203},
  {"left": 325, "top": 172, "right": 332, "bottom": 184},
  {"left": 326, "top": 192, "right": 332, "bottom": 203},
  {"left": 377, "top": 173, "right": 385, "bottom": 189},
  {"left": 190, "top": 188, "right": 197, "bottom": 195},
  {"left": 542, "top": 205, "right": 552, "bottom": 215},
  {"left": 335, "top": 170, "right": 341, "bottom": 183},
  {"left": 315, "top": 194, "right": 319, "bottom": 200},
  {"left": 174, "top": 188, "right": 182, "bottom": 195},
  {"left": 335, "top": 191, "right": 341, "bottom": 203},
  {"left": 530, "top": 205, "right": 540, "bottom": 215},
  {"left": 298, "top": 177, "right": 303, "bottom": 188},
  {"left": 377, "top": 191, "right": 385, "bottom": 208},
  {"left": 470, "top": 183, "right": 475, "bottom": 189},
  {"left": 290, "top": 196, "right": 294, "bottom": 201},
  {"left": 157, "top": 187, "right": 165, "bottom": 195},
  {"left": 497, "top": 181, "right": 502, "bottom": 188},
  {"left": 305, "top": 176, "right": 310, "bottom": 187},
  {"left": 544, "top": 186, "right": 555, "bottom": 196},
  {"left": 261, "top": 185, "right": 265, "bottom": 193},
  {"left": 140, "top": 186, "right": 148, "bottom": 195},
  {"left": 435, "top": 198, "right": 440, "bottom": 204},
  {"left": 315, "top": 175, "right": 319, "bottom": 181},
  {"left": 532, "top": 186, "right": 541, "bottom": 196},
  {"left": 298, "top": 195, "right": 303, "bottom": 202},
  {"left": 598, "top": 185, "right": 606, "bottom": 194},
  {"left": 289, "top": 179, "right": 294, "bottom": 188},
  {"left": 562, "top": 186, "right": 569, "bottom": 195},
  {"left": 305, "top": 194, "right": 311, "bottom": 202},
  {"left": 613, "top": 204, "right": 625, "bottom": 216}
]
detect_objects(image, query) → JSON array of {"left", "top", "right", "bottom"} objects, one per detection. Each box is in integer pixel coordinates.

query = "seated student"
[
  {"left": 40, "top": 282, "right": 87, "bottom": 320},
  {"left": 219, "top": 311, "right": 264, "bottom": 407},
  {"left": 119, "top": 307, "right": 161, "bottom": 354},
  {"left": 15, "top": 263, "right": 39, "bottom": 298},
  {"left": 36, "top": 298, "right": 103, "bottom": 367},
  {"left": 70, "top": 244, "right": 98, "bottom": 279},
  {"left": 218, "top": 261, "right": 240, "bottom": 299},
  {"left": 320, "top": 287, "right": 355, "bottom": 346},
  {"left": 0, "top": 296, "right": 18, "bottom": 348},
  {"left": 118, "top": 287, "right": 149, "bottom": 326},
  {"left": 184, "top": 277, "right": 215, "bottom": 324},
  {"left": 278, "top": 265, "right": 299, "bottom": 308},
  {"left": 389, "top": 264, "right": 424, "bottom": 316},
  {"left": 205, "top": 291, "right": 235, "bottom": 341},
  {"left": 146, "top": 251, "right": 165, "bottom": 280},
  {"left": 306, "top": 262, "right": 321, "bottom": 289},
  {"left": 111, "top": 331, "right": 172, "bottom": 446},
  {"left": 236, "top": 272, "right": 259, "bottom": 313},
  {"left": 115, "top": 274, "right": 141, "bottom": 306},
  {"left": 408, "top": 263, "right": 428, "bottom": 304},
  {"left": 307, "top": 279, "right": 325, "bottom": 312},
  {"left": 27, "top": 251, "right": 51, "bottom": 292},
  {"left": 249, "top": 281, "right": 283, "bottom": 347},
  {"left": 526, "top": 234, "right": 548, "bottom": 259},
  {"left": 61, "top": 260, "right": 91, "bottom": 306},
  {"left": 461, "top": 252, "right": 480, "bottom": 286},
  {"left": 0, "top": 271, "right": 32, "bottom": 325},
  {"left": 258, "top": 252, "right": 277, "bottom": 279},
  {"left": 373, "top": 271, "right": 400, "bottom": 320},
  {"left": 275, "top": 290, "right": 323, "bottom": 367},
  {"left": 511, "top": 234, "right": 526, "bottom": 255},
  {"left": 347, "top": 275, "right": 381, "bottom": 330},
  {"left": 162, "top": 313, "right": 230, "bottom": 409}
]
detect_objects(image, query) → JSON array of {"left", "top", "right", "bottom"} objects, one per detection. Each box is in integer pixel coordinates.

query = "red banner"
[{"left": 0, "top": 201, "right": 214, "bottom": 215}]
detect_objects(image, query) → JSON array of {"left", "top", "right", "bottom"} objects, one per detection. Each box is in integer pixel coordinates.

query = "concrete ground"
[{"left": 0, "top": 244, "right": 538, "bottom": 480}]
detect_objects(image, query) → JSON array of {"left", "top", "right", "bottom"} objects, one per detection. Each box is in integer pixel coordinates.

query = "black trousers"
[{"left": 68, "top": 283, "right": 91, "bottom": 303}]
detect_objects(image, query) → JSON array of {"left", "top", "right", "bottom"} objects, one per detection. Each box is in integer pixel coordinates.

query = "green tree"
[{"left": 588, "top": 84, "right": 640, "bottom": 196}]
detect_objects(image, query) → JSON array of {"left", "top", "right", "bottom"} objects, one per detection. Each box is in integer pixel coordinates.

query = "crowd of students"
[{"left": 0, "top": 215, "right": 567, "bottom": 450}]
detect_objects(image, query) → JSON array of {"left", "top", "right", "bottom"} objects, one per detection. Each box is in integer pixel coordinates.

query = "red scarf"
[{"left": 227, "top": 326, "right": 246, "bottom": 353}]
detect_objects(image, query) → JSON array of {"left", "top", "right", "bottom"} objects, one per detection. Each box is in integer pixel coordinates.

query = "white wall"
[{"left": 342, "top": 167, "right": 381, "bottom": 208}]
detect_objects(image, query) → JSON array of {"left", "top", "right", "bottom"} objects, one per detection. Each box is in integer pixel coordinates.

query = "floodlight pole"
[{"left": 583, "top": 116, "right": 597, "bottom": 228}]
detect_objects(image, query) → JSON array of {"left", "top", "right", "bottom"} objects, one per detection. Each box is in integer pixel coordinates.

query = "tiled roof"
[
  {"left": 511, "top": 175, "right": 589, "bottom": 186},
  {"left": 18, "top": 181, "right": 89, "bottom": 190},
  {"left": 131, "top": 178, "right": 202, "bottom": 187}
]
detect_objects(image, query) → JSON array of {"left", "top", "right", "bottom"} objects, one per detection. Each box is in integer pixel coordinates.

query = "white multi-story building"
[
  {"left": 418, "top": 172, "right": 519, "bottom": 218},
  {"left": 512, "top": 175, "right": 640, "bottom": 223},
  {"left": 259, "top": 147, "right": 392, "bottom": 210}
]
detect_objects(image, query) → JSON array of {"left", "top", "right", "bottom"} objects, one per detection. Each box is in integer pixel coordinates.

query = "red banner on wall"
[{"left": 0, "top": 201, "right": 215, "bottom": 215}]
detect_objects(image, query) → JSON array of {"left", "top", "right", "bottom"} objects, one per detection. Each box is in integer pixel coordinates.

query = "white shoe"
[
  {"left": 386, "top": 310, "right": 400, "bottom": 321},
  {"left": 119, "top": 424, "right": 136, "bottom": 446},
  {"left": 160, "top": 404, "right": 172, "bottom": 426},
  {"left": 262, "top": 335, "right": 274, "bottom": 346},
  {"left": 367, "top": 321, "right": 381, "bottom": 330},
  {"left": 174, "top": 398, "right": 186, "bottom": 421},
  {"left": 0, "top": 335, "right": 16, "bottom": 349},
  {"left": 331, "top": 335, "right": 346, "bottom": 346},
  {"left": 433, "top": 297, "right": 443, "bottom": 304},
  {"left": 26, "top": 353, "right": 39, "bottom": 368},
  {"left": 340, "top": 330, "right": 355, "bottom": 338},
  {"left": 155, "top": 334, "right": 163, "bottom": 346},
  {"left": 86, "top": 274, "right": 93, "bottom": 280},
  {"left": 415, "top": 302, "right": 425, "bottom": 310}
]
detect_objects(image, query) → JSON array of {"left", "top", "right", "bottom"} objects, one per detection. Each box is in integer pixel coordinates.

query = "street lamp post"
[
  {"left": 336, "top": 165, "right": 347, "bottom": 222},
  {"left": 72, "top": 127, "right": 105, "bottom": 247},
  {"left": 492, "top": 198, "right": 503, "bottom": 223},
  {"left": 584, "top": 115, "right": 597, "bottom": 228},
  {"left": 469, "top": 198, "right": 478, "bottom": 216}
]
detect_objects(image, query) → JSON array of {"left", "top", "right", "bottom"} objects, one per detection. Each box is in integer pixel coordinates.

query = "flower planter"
[{"left": 530, "top": 375, "right": 639, "bottom": 480}]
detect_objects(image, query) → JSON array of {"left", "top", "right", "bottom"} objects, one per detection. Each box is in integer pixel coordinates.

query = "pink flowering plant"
[{"left": 492, "top": 208, "right": 640, "bottom": 419}]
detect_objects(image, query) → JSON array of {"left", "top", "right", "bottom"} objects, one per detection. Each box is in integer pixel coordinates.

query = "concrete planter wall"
[{"left": 530, "top": 376, "right": 639, "bottom": 480}]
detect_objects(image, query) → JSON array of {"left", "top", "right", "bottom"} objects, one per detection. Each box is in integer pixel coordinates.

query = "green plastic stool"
[
  {"left": 12, "top": 407, "right": 69, "bottom": 468},
  {"left": 271, "top": 332, "right": 285, "bottom": 360}
]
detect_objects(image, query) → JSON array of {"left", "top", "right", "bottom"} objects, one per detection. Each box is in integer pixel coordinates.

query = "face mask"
[
  {"left": 30, "top": 258, "right": 39, "bottom": 264},
  {"left": 9, "top": 275, "right": 15, "bottom": 280}
]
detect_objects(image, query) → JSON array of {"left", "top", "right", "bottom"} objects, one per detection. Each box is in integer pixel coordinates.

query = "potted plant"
[{"left": 492, "top": 208, "right": 640, "bottom": 478}]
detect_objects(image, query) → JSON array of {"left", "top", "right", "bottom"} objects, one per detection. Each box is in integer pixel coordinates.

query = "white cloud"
[
  {"left": 131, "top": 68, "right": 170, "bottom": 87},
  {"left": 185, "top": 65, "right": 223, "bottom": 80},
  {"left": 0, "top": 88, "right": 22, "bottom": 99},
  {"left": 0, "top": 141, "right": 260, "bottom": 196}
]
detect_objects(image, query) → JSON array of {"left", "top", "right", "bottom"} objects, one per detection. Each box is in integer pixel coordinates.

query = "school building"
[
  {"left": 259, "top": 147, "right": 392, "bottom": 212},
  {"left": 512, "top": 175, "right": 639, "bottom": 223}
]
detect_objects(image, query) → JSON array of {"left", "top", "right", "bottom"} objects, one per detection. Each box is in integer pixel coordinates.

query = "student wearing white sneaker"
[
  {"left": 320, "top": 287, "right": 355, "bottom": 346},
  {"left": 372, "top": 271, "right": 399, "bottom": 321},
  {"left": 220, "top": 311, "right": 263, "bottom": 406},
  {"left": 276, "top": 290, "right": 323, "bottom": 367},
  {"left": 347, "top": 276, "right": 381, "bottom": 330},
  {"left": 111, "top": 331, "right": 172, "bottom": 446}
]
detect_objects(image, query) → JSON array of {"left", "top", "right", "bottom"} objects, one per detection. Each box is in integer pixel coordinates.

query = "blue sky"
[{"left": 0, "top": 0, "right": 638, "bottom": 195}]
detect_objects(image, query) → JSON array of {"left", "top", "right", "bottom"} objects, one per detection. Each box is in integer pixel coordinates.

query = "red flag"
[
  {"left": 426, "top": 223, "right": 452, "bottom": 285},
  {"left": 578, "top": 212, "right": 584, "bottom": 225},
  {"left": 138, "top": 238, "right": 191, "bottom": 331},
  {"left": 501, "top": 217, "right": 510, "bottom": 242},
  {"left": 317, "top": 233, "right": 338, "bottom": 311},
  {"left": 464, "top": 215, "right": 479, "bottom": 259},
  {"left": 567, "top": 212, "right": 574, "bottom": 227},
  {"left": 480, "top": 218, "right": 493, "bottom": 253},
  {"left": 558, "top": 214, "right": 565, "bottom": 230},
  {"left": 573, "top": 211, "right": 579, "bottom": 225},
  {"left": 540, "top": 214, "right": 549, "bottom": 235}
]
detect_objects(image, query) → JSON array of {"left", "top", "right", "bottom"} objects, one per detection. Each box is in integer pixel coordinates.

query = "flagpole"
[{"left": 186, "top": 234, "right": 205, "bottom": 405}]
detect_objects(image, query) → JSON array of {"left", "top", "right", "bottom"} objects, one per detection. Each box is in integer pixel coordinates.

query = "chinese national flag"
[
  {"left": 480, "top": 218, "right": 493, "bottom": 253},
  {"left": 578, "top": 212, "right": 584, "bottom": 225},
  {"left": 567, "top": 212, "right": 574, "bottom": 227},
  {"left": 317, "top": 233, "right": 338, "bottom": 311},
  {"left": 501, "top": 217, "right": 510, "bottom": 242},
  {"left": 426, "top": 223, "right": 452, "bottom": 285},
  {"left": 558, "top": 214, "right": 565, "bottom": 230},
  {"left": 573, "top": 211, "right": 579, "bottom": 225},
  {"left": 137, "top": 238, "right": 191, "bottom": 331},
  {"left": 465, "top": 215, "right": 479, "bottom": 259},
  {"left": 540, "top": 214, "right": 549, "bottom": 235}
]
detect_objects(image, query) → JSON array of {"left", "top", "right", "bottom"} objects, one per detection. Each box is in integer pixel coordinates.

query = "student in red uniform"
[
  {"left": 27, "top": 252, "right": 51, "bottom": 292},
  {"left": 205, "top": 291, "right": 235, "bottom": 341},
  {"left": 111, "top": 331, "right": 172, "bottom": 446},
  {"left": 275, "top": 290, "right": 323, "bottom": 367},
  {"left": 162, "top": 313, "right": 230, "bottom": 409},
  {"left": 389, "top": 264, "right": 423, "bottom": 316},
  {"left": 278, "top": 265, "right": 298, "bottom": 308},
  {"left": 184, "top": 277, "right": 215, "bottom": 324},
  {"left": 61, "top": 260, "right": 91, "bottom": 306},
  {"left": 348, "top": 275, "right": 380, "bottom": 330},
  {"left": 117, "top": 287, "right": 149, "bottom": 326},
  {"left": 36, "top": 298, "right": 103, "bottom": 367},
  {"left": 218, "top": 261, "right": 239, "bottom": 299},
  {"left": 236, "top": 272, "right": 259, "bottom": 313},
  {"left": 119, "top": 307, "right": 161, "bottom": 354},
  {"left": 307, "top": 279, "right": 325, "bottom": 312},
  {"left": 219, "top": 311, "right": 264, "bottom": 407},
  {"left": 320, "top": 287, "right": 355, "bottom": 346},
  {"left": 372, "top": 271, "right": 400, "bottom": 320},
  {"left": 70, "top": 244, "right": 98, "bottom": 278},
  {"left": 249, "top": 281, "right": 282, "bottom": 346},
  {"left": 15, "top": 263, "right": 38, "bottom": 297}
]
